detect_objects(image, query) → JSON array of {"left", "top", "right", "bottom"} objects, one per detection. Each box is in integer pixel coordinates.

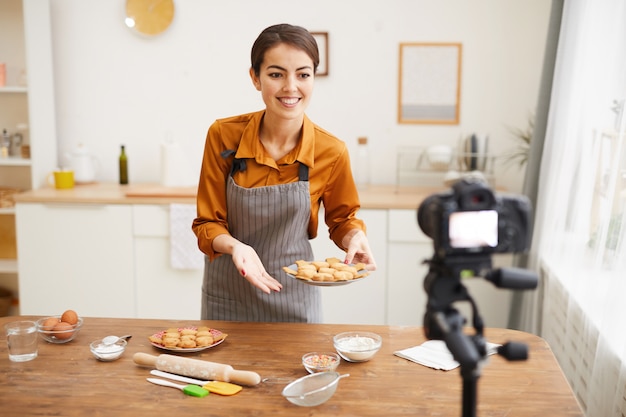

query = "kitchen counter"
[
  {"left": 0, "top": 316, "right": 582, "bottom": 416},
  {"left": 13, "top": 183, "right": 446, "bottom": 209}
]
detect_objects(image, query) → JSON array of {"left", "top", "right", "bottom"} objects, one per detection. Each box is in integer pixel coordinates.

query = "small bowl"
[
  {"left": 302, "top": 352, "right": 340, "bottom": 373},
  {"left": 90, "top": 338, "right": 127, "bottom": 361},
  {"left": 36, "top": 316, "right": 83, "bottom": 344},
  {"left": 282, "top": 372, "right": 349, "bottom": 407},
  {"left": 333, "top": 331, "right": 382, "bottom": 362}
]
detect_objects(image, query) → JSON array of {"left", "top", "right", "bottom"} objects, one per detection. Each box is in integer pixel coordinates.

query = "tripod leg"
[{"left": 462, "top": 371, "right": 479, "bottom": 417}]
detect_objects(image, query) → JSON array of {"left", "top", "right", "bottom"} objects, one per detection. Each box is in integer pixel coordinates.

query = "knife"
[
  {"left": 150, "top": 370, "right": 242, "bottom": 395},
  {"left": 146, "top": 378, "right": 209, "bottom": 397}
]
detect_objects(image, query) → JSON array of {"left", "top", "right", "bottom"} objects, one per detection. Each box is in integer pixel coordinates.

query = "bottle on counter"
[
  {"left": 119, "top": 145, "right": 128, "bottom": 185},
  {"left": 354, "top": 136, "right": 370, "bottom": 190}
]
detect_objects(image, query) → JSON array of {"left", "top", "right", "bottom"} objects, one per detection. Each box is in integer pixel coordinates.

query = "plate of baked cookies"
[
  {"left": 148, "top": 326, "right": 228, "bottom": 352},
  {"left": 282, "top": 257, "right": 370, "bottom": 287}
]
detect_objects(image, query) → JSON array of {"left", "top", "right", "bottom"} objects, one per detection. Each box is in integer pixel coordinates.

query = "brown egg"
[
  {"left": 61, "top": 309, "right": 79, "bottom": 326},
  {"left": 53, "top": 321, "right": 74, "bottom": 339},
  {"left": 41, "top": 317, "right": 60, "bottom": 331}
]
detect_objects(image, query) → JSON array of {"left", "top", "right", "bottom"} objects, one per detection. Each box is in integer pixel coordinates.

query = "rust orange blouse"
[{"left": 192, "top": 110, "right": 365, "bottom": 260}]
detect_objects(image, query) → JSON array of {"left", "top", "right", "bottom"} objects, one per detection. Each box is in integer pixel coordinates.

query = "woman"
[{"left": 192, "top": 23, "right": 376, "bottom": 323}]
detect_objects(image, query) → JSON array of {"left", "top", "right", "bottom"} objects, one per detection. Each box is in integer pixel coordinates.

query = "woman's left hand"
[{"left": 343, "top": 229, "right": 377, "bottom": 271}]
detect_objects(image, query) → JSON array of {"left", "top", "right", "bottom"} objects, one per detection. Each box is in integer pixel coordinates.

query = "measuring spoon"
[{"left": 102, "top": 335, "right": 132, "bottom": 345}]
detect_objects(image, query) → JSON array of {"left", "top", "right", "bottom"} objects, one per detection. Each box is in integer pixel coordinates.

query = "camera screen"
[{"left": 449, "top": 210, "right": 498, "bottom": 248}]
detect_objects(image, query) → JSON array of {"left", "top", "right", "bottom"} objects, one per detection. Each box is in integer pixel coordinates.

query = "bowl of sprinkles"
[{"left": 302, "top": 352, "right": 341, "bottom": 373}]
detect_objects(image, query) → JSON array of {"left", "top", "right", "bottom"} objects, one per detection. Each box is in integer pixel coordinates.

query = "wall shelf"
[
  {"left": 0, "top": 259, "right": 17, "bottom": 274},
  {"left": 0, "top": 157, "right": 31, "bottom": 167},
  {"left": 0, "top": 86, "right": 28, "bottom": 94}
]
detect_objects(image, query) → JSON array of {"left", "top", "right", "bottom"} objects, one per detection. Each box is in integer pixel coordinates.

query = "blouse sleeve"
[
  {"left": 192, "top": 121, "right": 232, "bottom": 260},
  {"left": 320, "top": 143, "right": 366, "bottom": 250}
]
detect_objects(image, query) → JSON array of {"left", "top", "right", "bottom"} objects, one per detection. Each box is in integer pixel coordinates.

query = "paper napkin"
[{"left": 394, "top": 340, "right": 501, "bottom": 371}]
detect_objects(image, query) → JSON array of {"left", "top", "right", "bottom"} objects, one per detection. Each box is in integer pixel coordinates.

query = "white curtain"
[{"left": 528, "top": 0, "right": 626, "bottom": 415}]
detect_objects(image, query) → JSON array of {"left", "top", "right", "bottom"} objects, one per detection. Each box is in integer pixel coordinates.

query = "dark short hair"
[{"left": 250, "top": 24, "right": 320, "bottom": 76}]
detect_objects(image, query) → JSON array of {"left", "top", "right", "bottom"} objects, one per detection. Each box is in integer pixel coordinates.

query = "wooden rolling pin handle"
[
  {"left": 133, "top": 352, "right": 261, "bottom": 386},
  {"left": 225, "top": 369, "right": 261, "bottom": 387},
  {"left": 134, "top": 352, "right": 158, "bottom": 367}
]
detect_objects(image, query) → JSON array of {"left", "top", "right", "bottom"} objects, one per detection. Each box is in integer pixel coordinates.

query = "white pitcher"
[{"left": 66, "top": 144, "right": 99, "bottom": 183}]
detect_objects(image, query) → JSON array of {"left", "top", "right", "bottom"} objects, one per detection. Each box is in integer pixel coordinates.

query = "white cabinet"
[
  {"left": 312, "top": 208, "right": 388, "bottom": 325},
  {"left": 16, "top": 203, "right": 135, "bottom": 317},
  {"left": 386, "top": 209, "right": 433, "bottom": 326},
  {"left": 132, "top": 205, "right": 203, "bottom": 320},
  {"left": 15, "top": 201, "right": 512, "bottom": 326},
  {"left": 16, "top": 202, "right": 203, "bottom": 320}
]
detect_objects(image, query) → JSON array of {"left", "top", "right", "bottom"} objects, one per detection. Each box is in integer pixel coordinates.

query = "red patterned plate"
[{"left": 149, "top": 326, "right": 227, "bottom": 352}]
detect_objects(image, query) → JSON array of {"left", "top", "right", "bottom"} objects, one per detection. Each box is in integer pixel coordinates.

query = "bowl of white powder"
[
  {"left": 90, "top": 337, "right": 127, "bottom": 361},
  {"left": 333, "top": 331, "right": 382, "bottom": 362}
]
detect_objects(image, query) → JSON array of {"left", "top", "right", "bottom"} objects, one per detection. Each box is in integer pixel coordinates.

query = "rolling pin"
[{"left": 134, "top": 352, "right": 261, "bottom": 386}]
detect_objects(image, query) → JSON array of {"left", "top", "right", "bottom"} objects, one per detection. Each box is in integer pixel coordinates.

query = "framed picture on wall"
[
  {"left": 398, "top": 42, "right": 462, "bottom": 124},
  {"left": 311, "top": 32, "right": 329, "bottom": 76}
]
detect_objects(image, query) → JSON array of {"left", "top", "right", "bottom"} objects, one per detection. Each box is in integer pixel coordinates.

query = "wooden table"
[{"left": 0, "top": 317, "right": 582, "bottom": 416}]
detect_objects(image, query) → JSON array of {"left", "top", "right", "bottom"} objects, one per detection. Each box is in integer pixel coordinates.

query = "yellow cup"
[{"left": 47, "top": 170, "right": 75, "bottom": 189}]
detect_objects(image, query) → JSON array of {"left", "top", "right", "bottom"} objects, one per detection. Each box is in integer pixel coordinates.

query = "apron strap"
[
  {"left": 221, "top": 149, "right": 247, "bottom": 176},
  {"left": 298, "top": 163, "right": 309, "bottom": 181},
  {"left": 222, "top": 148, "right": 309, "bottom": 182}
]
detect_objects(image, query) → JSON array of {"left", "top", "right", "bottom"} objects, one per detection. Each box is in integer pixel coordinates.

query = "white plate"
[
  {"left": 149, "top": 327, "right": 227, "bottom": 352},
  {"left": 284, "top": 264, "right": 369, "bottom": 287}
]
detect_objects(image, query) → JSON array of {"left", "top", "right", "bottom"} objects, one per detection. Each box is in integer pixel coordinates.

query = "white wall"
[{"left": 48, "top": 0, "right": 550, "bottom": 192}]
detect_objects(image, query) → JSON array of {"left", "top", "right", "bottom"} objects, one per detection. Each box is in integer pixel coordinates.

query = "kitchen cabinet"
[
  {"left": 16, "top": 202, "right": 203, "bottom": 320},
  {"left": 132, "top": 205, "right": 203, "bottom": 320},
  {"left": 15, "top": 193, "right": 513, "bottom": 326},
  {"left": 386, "top": 209, "right": 432, "bottom": 325},
  {"left": 0, "top": 0, "right": 58, "bottom": 310},
  {"left": 16, "top": 203, "right": 135, "bottom": 317}
]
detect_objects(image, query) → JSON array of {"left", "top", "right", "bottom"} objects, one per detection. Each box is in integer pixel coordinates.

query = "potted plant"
[{"left": 503, "top": 114, "right": 534, "bottom": 169}]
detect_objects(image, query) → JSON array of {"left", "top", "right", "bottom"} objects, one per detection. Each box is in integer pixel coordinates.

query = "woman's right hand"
[{"left": 231, "top": 242, "right": 283, "bottom": 294}]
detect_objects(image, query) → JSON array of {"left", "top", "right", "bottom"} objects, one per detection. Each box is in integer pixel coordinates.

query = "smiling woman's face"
[{"left": 250, "top": 43, "right": 315, "bottom": 123}]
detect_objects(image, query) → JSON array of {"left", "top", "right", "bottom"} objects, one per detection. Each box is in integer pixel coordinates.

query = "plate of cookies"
[
  {"left": 282, "top": 257, "right": 370, "bottom": 287},
  {"left": 148, "top": 326, "right": 228, "bottom": 352}
]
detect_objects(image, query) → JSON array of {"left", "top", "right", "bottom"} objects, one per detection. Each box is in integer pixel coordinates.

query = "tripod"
[{"left": 423, "top": 254, "right": 538, "bottom": 417}]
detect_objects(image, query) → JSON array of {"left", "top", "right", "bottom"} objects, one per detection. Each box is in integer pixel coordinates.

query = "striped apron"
[{"left": 201, "top": 158, "right": 322, "bottom": 322}]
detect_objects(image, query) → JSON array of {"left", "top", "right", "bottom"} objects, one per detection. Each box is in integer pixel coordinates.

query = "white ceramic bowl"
[
  {"left": 282, "top": 372, "right": 349, "bottom": 407},
  {"left": 333, "top": 331, "right": 382, "bottom": 362},
  {"left": 90, "top": 338, "right": 127, "bottom": 361}
]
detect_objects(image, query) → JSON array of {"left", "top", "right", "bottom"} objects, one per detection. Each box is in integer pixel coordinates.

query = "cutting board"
[{"left": 124, "top": 185, "right": 196, "bottom": 198}]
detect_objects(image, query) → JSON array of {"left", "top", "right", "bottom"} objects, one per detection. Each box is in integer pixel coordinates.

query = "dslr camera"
[{"left": 417, "top": 178, "right": 532, "bottom": 260}]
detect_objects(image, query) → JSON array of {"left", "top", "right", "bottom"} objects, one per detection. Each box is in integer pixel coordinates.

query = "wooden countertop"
[
  {"left": 13, "top": 183, "right": 446, "bottom": 210},
  {"left": 0, "top": 316, "right": 582, "bottom": 416}
]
